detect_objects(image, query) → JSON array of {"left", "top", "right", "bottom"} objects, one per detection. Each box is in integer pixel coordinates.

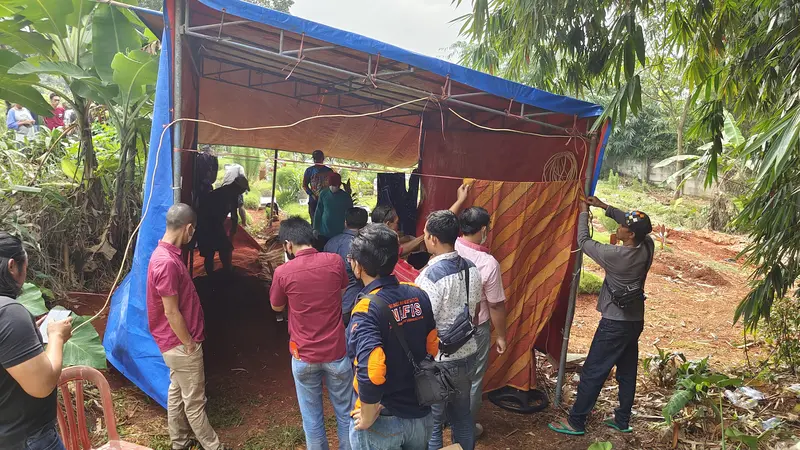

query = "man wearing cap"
[
  {"left": 313, "top": 172, "right": 353, "bottom": 250},
  {"left": 549, "top": 195, "right": 653, "bottom": 437}
]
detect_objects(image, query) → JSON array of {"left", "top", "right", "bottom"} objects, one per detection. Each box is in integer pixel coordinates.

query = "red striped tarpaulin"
[{"left": 467, "top": 179, "right": 582, "bottom": 392}]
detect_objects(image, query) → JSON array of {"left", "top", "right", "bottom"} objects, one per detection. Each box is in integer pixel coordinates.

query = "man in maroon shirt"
[
  {"left": 270, "top": 217, "right": 353, "bottom": 450},
  {"left": 146, "top": 203, "right": 227, "bottom": 450},
  {"left": 43, "top": 93, "right": 65, "bottom": 130}
]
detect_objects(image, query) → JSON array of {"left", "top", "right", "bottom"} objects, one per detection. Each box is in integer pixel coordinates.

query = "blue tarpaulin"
[
  {"left": 103, "top": 27, "right": 174, "bottom": 407},
  {"left": 105, "top": 0, "right": 609, "bottom": 407}
]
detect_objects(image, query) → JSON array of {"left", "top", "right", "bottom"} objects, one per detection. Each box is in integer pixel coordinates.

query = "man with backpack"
[
  {"left": 549, "top": 196, "right": 653, "bottom": 437},
  {"left": 416, "top": 210, "right": 482, "bottom": 450}
]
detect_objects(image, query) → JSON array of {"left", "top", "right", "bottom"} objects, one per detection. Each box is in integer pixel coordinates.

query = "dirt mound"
[
  {"left": 191, "top": 220, "right": 266, "bottom": 279},
  {"left": 653, "top": 252, "right": 729, "bottom": 287},
  {"left": 689, "top": 265, "right": 730, "bottom": 286}
]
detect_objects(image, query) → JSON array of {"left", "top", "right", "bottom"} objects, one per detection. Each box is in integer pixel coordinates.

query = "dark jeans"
[
  {"left": 24, "top": 422, "right": 66, "bottom": 450},
  {"left": 308, "top": 198, "right": 318, "bottom": 226},
  {"left": 568, "top": 318, "right": 644, "bottom": 431},
  {"left": 428, "top": 356, "right": 475, "bottom": 450}
]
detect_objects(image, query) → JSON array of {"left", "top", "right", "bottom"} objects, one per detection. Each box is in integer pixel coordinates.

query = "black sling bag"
[{"left": 372, "top": 294, "right": 458, "bottom": 407}]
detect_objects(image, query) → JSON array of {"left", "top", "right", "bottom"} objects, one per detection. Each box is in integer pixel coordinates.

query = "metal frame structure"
[{"left": 169, "top": 0, "right": 598, "bottom": 405}]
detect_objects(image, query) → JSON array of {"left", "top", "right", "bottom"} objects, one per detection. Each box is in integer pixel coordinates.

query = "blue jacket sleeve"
[
  {"left": 6, "top": 109, "right": 18, "bottom": 130},
  {"left": 350, "top": 299, "right": 386, "bottom": 405}
]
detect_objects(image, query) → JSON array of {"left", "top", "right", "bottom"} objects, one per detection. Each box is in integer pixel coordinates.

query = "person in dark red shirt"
[
  {"left": 43, "top": 93, "right": 65, "bottom": 130},
  {"left": 270, "top": 217, "right": 353, "bottom": 450},
  {"left": 146, "top": 203, "right": 228, "bottom": 450}
]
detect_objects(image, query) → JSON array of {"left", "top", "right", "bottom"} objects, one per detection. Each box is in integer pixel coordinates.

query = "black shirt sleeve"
[{"left": 0, "top": 304, "right": 44, "bottom": 369}]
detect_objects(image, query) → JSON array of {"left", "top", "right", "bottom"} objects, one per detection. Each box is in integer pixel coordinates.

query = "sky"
[{"left": 290, "top": 0, "right": 473, "bottom": 60}]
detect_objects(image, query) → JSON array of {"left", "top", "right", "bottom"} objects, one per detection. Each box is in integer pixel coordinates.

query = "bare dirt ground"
[{"left": 81, "top": 219, "right": 795, "bottom": 450}]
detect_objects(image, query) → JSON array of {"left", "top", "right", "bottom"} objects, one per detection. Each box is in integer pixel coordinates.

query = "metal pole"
[
  {"left": 183, "top": 30, "right": 578, "bottom": 135},
  {"left": 172, "top": 0, "right": 185, "bottom": 204},
  {"left": 555, "top": 132, "right": 598, "bottom": 406},
  {"left": 270, "top": 149, "right": 278, "bottom": 223}
]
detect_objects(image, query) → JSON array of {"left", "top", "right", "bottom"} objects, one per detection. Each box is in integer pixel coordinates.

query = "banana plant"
[
  {"left": 18, "top": 283, "right": 106, "bottom": 369},
  {"left": 1, "top": 0, "right": 158, "bottom": 256}
]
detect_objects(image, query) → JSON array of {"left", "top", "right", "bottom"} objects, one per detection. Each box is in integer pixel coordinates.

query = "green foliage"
[
  {"left": 18, "top": 283, "right": 48, "bottom": 316},
  {"left": 643, "top": 346, "right": 686, "bottom": 387},
  {"left": 578, "top": 270, "right": 603, "bottom": 295},
  {"left": 606, "top": 102, "right": 677, "bottom": 161},
  {"left": 587, "top": 443, "right": 612, "bottom": 450},
  {"left": 659, "top": 355, "right": 742, "bottom": 424},
  {"left": 724, "top": 427, "right": 772, "bottom": 450},
  {"left": 595, "top": 175, "right": 707, "bottom": 230},
  {"left": 17, "top": 283, "right": 105, "bottom": 369},
  {"left": 763, "top": 297, "right": 800, "bottom": 374},
  {"left": 458, "top": 0, "right": 800, "bottom": 331},
  {"left": 243, "top": 190, "right": 261, "bottom": 210},
  {"left": 62, "top": 312, "right": 106, "bottom": 369},
  {"left": 282, "top": 202, "right": 310, "bottom": 222}
]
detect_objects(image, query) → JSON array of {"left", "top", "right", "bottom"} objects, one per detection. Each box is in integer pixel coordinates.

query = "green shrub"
[
  {"left": 765, "top": 297, "right": 800, "bottom": 373},
  {"left": 598, "top": 214, "right": 618, "bottom": 233},
  {"left": 607, "top": 169, "right": 620, "bottom": 187},
  {"left": 283, "top": 202, "right": 310, "bottom": 221},
  {"left": 252, "top": 179, "right": 272, "bottom": 196},
  {"left": 243, "top": 190, "right": 260, "bottom": 209},
  {"left": 578, "top": 270, "right": 603, "bottom": 294}
]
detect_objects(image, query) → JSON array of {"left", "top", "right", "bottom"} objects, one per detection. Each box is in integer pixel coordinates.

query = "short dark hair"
[
  {"left": 166, "top": 203, "right": 196, "bottom": 230},
  {"left": 371, "top": 205, "right": 397, "bottom": 225},
  {"left": 425, "top": 210, "right": 459, "bottom": 245},
  {"left": 459, "top": 207, "right": 490, "bottom": 235},
  {"left": 345, "top": 207, "right": 368, "bottom": 229},
  {"left": 350, "top": 224, "right": 399, "bottom": 277},
  {"left": 279, "top": 216, "right": 314, "bottom": 246},
  {"left": 49, "top": 92, "right": 58, "bottom": 100},
  {"left": 0, "top": 232, "right": 26, "bottom": 298},
  {"left": 312, "top": 150, "right": 325, "bottom": 163}
]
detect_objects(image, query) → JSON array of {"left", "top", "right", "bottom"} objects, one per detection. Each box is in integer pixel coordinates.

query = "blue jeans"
[
  {"left": 350, "top": 414, "right": 433, "bottom": 450},
  {"left": 291, "top": 355, "right": 354, "bottom": 450},
  {"left": 470, "top": 321, "right": 492, "bottom": 422},
  {"left": 428, "top": 356, "right": 475, "bottom": 450},
  {"left": 24, "top": 423, "right": 66, "bottom": 450},
  {"left": 568, "top": 318, "right": 644, "bottom": 431}
]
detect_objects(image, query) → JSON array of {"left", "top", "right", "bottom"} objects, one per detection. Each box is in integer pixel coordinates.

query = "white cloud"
[{"left": 290, "top": 0, "right": 472, "bottom": 60}]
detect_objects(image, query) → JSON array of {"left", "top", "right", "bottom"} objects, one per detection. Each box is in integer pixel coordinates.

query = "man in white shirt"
[
  {"left": 220, "top": 163, "right": 247, "bottom": 227},
  {"left": 451, "top": 194, "right": 508, "bottom": 438},
  {"left": 415, "top": 210, "right": 482, "bottom": 450}
]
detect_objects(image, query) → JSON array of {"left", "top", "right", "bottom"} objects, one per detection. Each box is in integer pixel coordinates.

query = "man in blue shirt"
[
  {"left": 324, "top": 207, "right": 368, "bottom": 326},
  {"left": 347, "top": 224, "right": 439, "bottom": 450}
]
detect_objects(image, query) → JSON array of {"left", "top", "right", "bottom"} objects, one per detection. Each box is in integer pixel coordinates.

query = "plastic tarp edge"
[{"left": 103, "top": 27, "right": 174, "bottom": 408}]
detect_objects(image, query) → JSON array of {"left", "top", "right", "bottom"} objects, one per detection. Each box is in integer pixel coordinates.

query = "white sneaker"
[
  {"left": 276, "top": 313, "right": 285, "bottom": 322},
  {"left": 475, "top": 423, "right": 484, "bottom": 439}
]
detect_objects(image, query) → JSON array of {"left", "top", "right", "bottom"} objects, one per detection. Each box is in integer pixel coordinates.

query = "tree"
[
  {"left": 1, "top": 1, "right": 158, "bottom": 264},
  {"left": 457, "top": 0, "right": 800, "bottom": 329}
]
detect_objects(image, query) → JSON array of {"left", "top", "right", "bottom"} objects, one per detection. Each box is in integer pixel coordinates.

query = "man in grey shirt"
[{"left": 550, "top": 196, "right": 653, "bottom": 437}]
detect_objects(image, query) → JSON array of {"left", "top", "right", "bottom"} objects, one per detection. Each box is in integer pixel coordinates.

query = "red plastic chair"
[{"left": 57, "top": 366, "right": 152, "bottom": 450}]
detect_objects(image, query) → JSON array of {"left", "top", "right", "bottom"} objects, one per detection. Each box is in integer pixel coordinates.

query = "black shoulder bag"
[
  {"left": 437, "top": 257, "right": 477, "bottom": 356},
  {"left": 372, "top": 294, "right": 458, "bottom": 407},
  {"left": 608, "top": 242, "right": 654, "bottom": 309}
]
